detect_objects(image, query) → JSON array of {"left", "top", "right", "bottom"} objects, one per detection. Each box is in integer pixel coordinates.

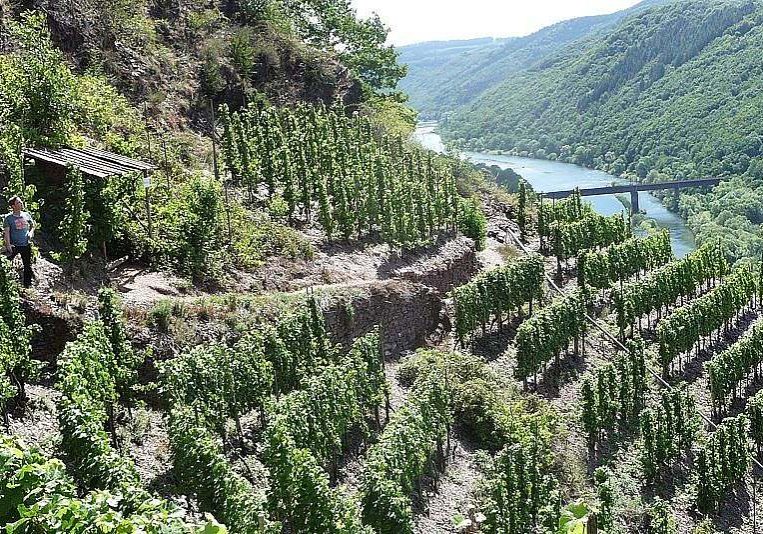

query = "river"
[{"left": 414, "top": 122, "right": 695, "bottom": 257}]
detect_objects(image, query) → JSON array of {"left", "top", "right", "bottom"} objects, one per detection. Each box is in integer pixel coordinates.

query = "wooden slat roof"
[{"left": 23, "top": 147, "right": 156, "bottom": 178}]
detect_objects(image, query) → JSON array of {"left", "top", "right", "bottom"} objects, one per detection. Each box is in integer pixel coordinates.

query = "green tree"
[
  {"left": 0, "top": 11, "right": 77, "bottom": 147},
  {"left": 281, "top": 0, "right": 406, "bottom": 95}
]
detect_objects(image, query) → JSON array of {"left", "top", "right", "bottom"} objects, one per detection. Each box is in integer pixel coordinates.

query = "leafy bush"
[
  {"left": 231, "top": 208, "right": 314, "bottom": 269},
  {"left": 457, "top": 197, "right": 487, "bottom": 251},
  {"left": 148, "top": 300, "right": 174, "bottom": 333},
  {"left": 0, "top": 435, "right": 215, "bottom": 532},
  {"left": 154, "top": 175, "right": 224, "bottom": 281}
]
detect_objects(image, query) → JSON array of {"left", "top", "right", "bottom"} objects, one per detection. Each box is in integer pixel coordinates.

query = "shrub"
[
  {"left": 155, "top": 175, "right": 224, "bottom": 281},
  {"left": 231, "top": 208, "right": 314, "bottom": 269},
  {"left": 457, "top": 197, "right": 487, "bottom": 251},
  {"left": 148, "top": 300, "right": 173, "bottom": 333}
]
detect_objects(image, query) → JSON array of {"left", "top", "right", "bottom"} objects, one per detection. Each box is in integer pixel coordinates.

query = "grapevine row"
[
  {"left": 264, "top": 331, "right": 385, "bottom": 532},
  {"left": 577, "top": 230, "right": 673, "bottom": 290},
  {"left": 695, "top": 415, "right": 750, "bottom": 514},
  {"left": 549, "top": 212, "right": 629, "bottom": 266},
  {"left": 0, "top": 256, "right": 37, "bottom": 424},
  {"left": 640, "top": 386, "right": 699, "bottom": 483},
  {"left": 399, "top": 350, "right": 566, "bottom": 534},
  {"left": 220, "top": 101, "right": 463, "bottom": 247},
  {"left": 479, "top": 438, "right": 560, "bottom": 534},
  {"left": 514, "top": 288, "right": 589, "bottom": 386},
  {"left": 451, "top": 253, "right": 544, "bottom": 344},
  {"left": 0, "top": 435, "right": 214, "bottom": 532},
  {"left": 56, "top": 320, "right": 144, "bottom": 494},
  {"left": 537, "top": 190, "right": 591, "bottom": 251},
  {"left": 581, "top": 338, "right": 647, "bottom": 451},
  {"left": 168, "top": 406, "right": 274, "bottom": 533},
  {"left": 613, "top": 242, "right": 727, "bottom": 338},
  {"left": 55, "top": 306, "right": 211, "bottom": 527},
  {"left": 159, "top": 295, "right": 334, "bottom": 436},
  {"left": 707, "top": 316, "right": 763, "bottom": 416},
  {"left": 161, "top": 297, "right": 344, "bottom": 533},
  {"left": 657, "top": 265, "right": 757, "bottom": 378},
  {"left": 359, "top": 375, "right": 451, "bottom": 533}
]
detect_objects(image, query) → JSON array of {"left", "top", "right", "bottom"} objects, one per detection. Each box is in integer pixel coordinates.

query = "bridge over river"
[{"left": 543, "top": 178, "right": 721, "bottom": 213}]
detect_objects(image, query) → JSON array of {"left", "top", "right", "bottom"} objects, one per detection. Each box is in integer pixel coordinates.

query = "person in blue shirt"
[{"left": 3, "top": 196, "right": 35, "bottom": 288}]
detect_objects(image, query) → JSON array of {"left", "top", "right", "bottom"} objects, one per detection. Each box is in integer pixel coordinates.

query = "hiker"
[{"left": 3, "top": 196, "right": 35, "bottom": 288}]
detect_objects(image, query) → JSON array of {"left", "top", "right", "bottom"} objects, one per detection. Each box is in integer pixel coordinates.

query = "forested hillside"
[
  {"left": 398, "top": 0, "right": 670, "bottom": 119},
  {"left": 442, "top": 0, "right": 763, "bottom": 260}
]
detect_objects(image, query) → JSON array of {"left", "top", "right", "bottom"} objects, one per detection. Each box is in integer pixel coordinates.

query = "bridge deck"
[{"left": 543, "top": 178, "right": 721, "bottom": 199}]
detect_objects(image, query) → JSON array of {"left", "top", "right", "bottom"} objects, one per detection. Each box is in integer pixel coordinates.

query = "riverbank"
[{"left": 414, "top": 124, "right": 696, "bottom": 257}]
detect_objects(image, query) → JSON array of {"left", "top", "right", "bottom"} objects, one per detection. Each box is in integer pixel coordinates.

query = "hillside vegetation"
[
  {"left": 10, "top": 1, "right": 763, "bottom": 533},
  {"left": 440, "top": 0, "right": 763, "bottom": 260},
  {"left": 398, "top": 0, "right": 670, "bottom": 119},
  {"left": 0, "top": 1, "right": 490, "bottom": 288}
]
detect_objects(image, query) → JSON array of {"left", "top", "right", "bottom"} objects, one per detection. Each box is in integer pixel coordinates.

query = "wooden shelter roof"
[{"left": 23, "top": 147, "right": 156, "bottom": 179}]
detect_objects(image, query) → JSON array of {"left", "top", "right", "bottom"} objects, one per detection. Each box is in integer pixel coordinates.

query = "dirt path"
[
  {"left": 7, "top": 383, "right": 60, "bottom": 456},
  {"left": 414, "top": 436, "right": 481, "bottom": 534}
]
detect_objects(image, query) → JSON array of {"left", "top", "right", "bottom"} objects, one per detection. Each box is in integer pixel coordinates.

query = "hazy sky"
[{"left": 351, "top": 0, "right": 642, "bottom": 46}]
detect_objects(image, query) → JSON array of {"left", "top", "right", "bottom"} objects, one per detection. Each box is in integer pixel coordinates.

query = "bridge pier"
[{"left": 630, "top": 189, "right": 640, "bottom": 215}]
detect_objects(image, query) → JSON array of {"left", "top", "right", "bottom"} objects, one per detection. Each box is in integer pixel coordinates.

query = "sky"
[{"left": 351, "top": 0, "right": 642, "bottom": 46}]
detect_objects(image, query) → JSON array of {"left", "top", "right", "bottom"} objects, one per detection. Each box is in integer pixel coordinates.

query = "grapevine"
[
  {"left": 97, "top": 287, "right": 141, "bottom": 406},
  {"left": 451, "top": 253, "right": 544, "bottom": 344},
  {"left": 657, "top": 265, "right": 757, "bottom": 378},
  {"left": 514, "top": 288, "right": 589, "bottom": 387},
  {"left": 479, "top": 437, "right": 560, "bottom": 534},
  {"left": 168, "top": 406, "right": 276, "bottom": 533},
  {"left": 747, "top": 389, "right": 763, "bottom": 455},
  {"left": 263, "top": 332, "right": 385, "bottom": 533},
  {"left": 57, "top": 321, "right": 140, "bottom": 494},
  {"left": 578, "top": 230, "right": 673, "bottom": 290},
  {"left": 266, "top": 330, "right": 385, "bottom": 471}
]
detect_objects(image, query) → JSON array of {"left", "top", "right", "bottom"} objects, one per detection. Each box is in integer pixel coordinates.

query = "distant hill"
[
  {"left": 441, "top": 0, "right": 763, "bottom": 259},
  {"left": 398, "top": 0, "right": 671, "bottom": 118}
]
